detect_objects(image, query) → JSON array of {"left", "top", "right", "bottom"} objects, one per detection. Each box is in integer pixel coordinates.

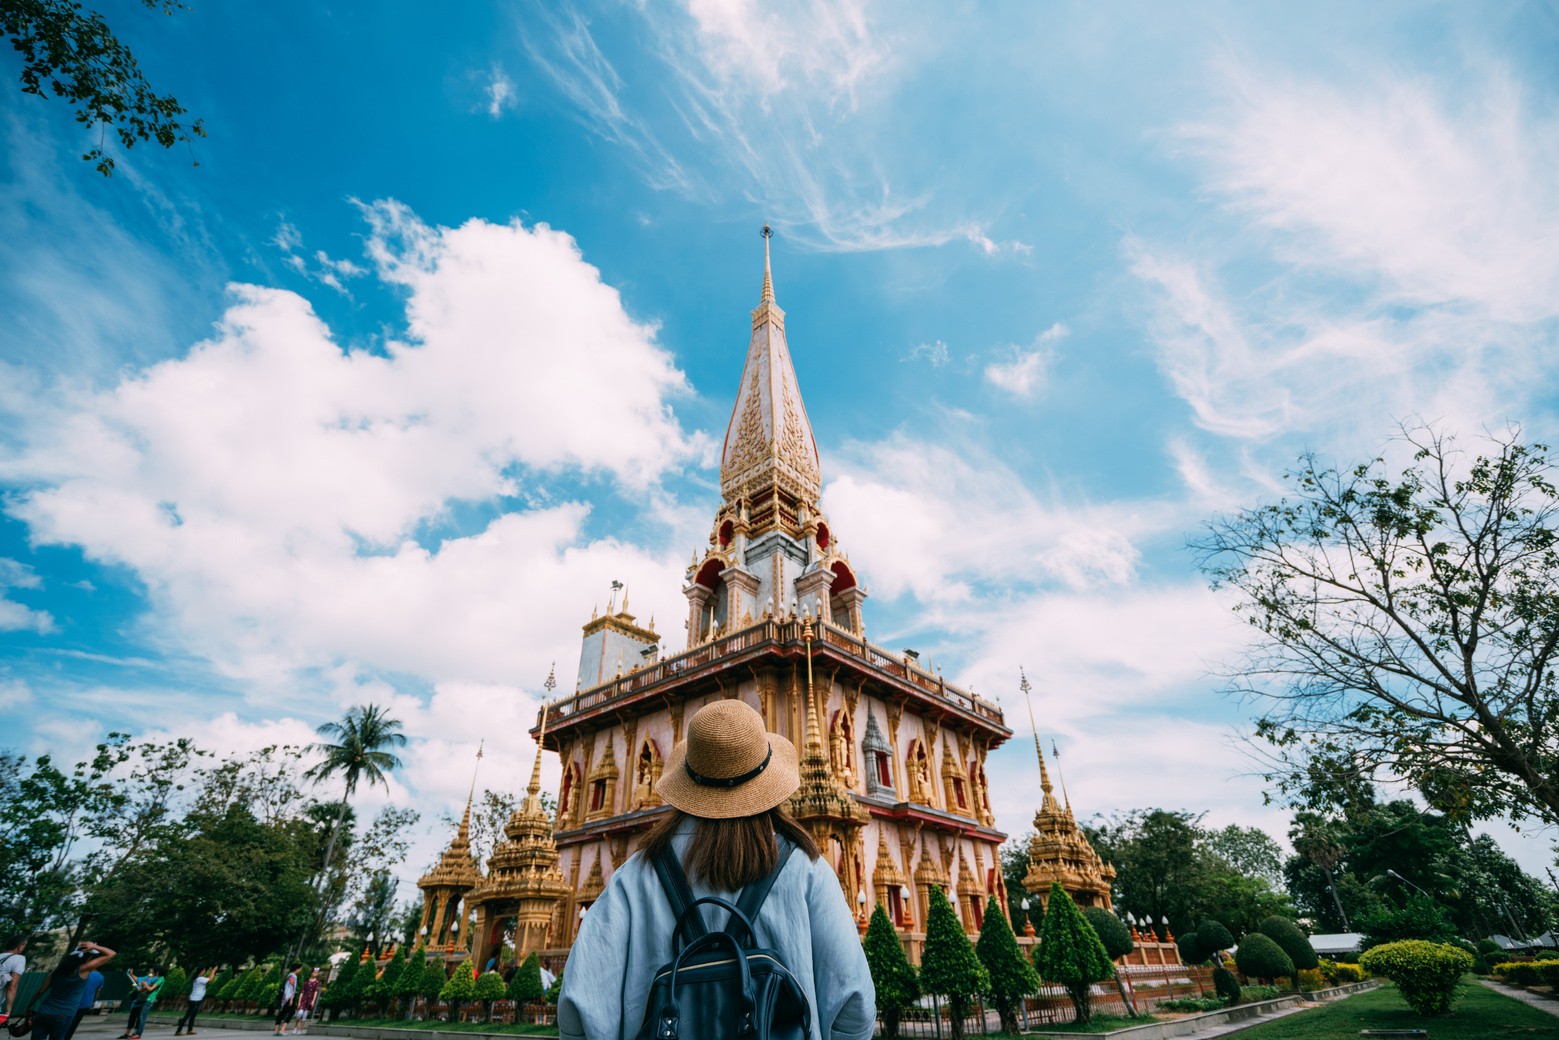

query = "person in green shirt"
[{"left": 126, "top": 968, "right": 163, "bottom": 1039}]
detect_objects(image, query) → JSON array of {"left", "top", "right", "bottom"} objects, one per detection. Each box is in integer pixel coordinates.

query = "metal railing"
[{"left": 546, "top": 617, "right": 1005, "bottom": 728}]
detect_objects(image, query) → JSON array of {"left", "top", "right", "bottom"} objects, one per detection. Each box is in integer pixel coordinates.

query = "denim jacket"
[{"left": 557, "top": 822, "right": 875, "bottom": 1040}]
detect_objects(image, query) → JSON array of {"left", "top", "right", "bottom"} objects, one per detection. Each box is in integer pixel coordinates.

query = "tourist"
[
  {"left": 292, "top": 967, "right": 320, "bottom": 1034},
  {"left": 0, "top": 934, "right": 26, "bottom": 1026},
  {"left": 272, "top": 963, "right": 301, "bottom": 1036},
  {"left": 174, "top": 966, "right": 218, "bottom": 1036},
  {"left": 128, "top": 966, "right": 164, "bottom": 1039},
  {"left": 30, "top": 943, "right": 118, "bottom": 1040},
  {"left": 61, "top": 961, "right": 105, "bottom": 1040},
  {"left": 557, "top": 700, "right": 874, "bottom": 1040},
  {"left": 118, "top": 968, "right": 151, "bottom": 1039}
]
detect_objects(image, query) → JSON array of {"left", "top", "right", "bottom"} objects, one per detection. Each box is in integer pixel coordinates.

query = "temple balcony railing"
[{"left": 542, "top": 616, "right": 1006, "bottom": 732}]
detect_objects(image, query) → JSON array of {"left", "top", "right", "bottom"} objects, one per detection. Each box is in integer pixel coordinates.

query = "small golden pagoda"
[
  {"left": 1018, "top": 673, "right": 1116, "bottom": 910},
  {"left": 468, "top": 674, "right": 570, "bottom": 968},
  {"left": 415, "top": 772, "right": 483, "bottom": 949}
]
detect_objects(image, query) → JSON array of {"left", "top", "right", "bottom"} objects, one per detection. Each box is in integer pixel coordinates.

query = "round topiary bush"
[
  {"left": 1196, "top": 920, "right": 1235, "bottom": 958},
  {"left": 1081, "top": 907, "right": 1134, "bottom": 961},
  {"left": 1358, "top": 940, "right": 1473, "bottom": 1016},
  {"left": 1258, "top": 916, "right": 1320, "bottom": 972},
  {"left": 1177, "top": 932, "right": 1207, "bottom": 965},
  {"left": 1235, "top": 933, "right": 1294, "bottom": 984}
]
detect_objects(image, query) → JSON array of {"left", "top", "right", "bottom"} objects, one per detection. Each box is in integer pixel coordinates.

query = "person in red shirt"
[{"left": 292, "top": 968, "right": 320, "bottom": 1034}]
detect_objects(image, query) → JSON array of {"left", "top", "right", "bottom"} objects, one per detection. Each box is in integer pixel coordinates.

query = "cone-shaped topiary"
[
  {"left": 472, "top": 970, "right": 505, "bottom": 1018},
  {"left": 1033, "top": 882, "right": 1117, "bottom": 1025},
  {"left": 507, "top": 952, "right": 544, "bottom": 1003},
  {"left": 208, "top": 969, "right": 235, "bottom": 1004},
  {"left": 419, "top": 958, "right": 447, "bottom": 1001},
  {"left": 1081, "top": 908, "right": 1133, "bottom": 961},
  {"left": 918, "top": 887, "right": 989, "bottom": 1040},
  {"left": 1213, "top": 966, "right": 1240, "bottom": 1005},
  {"left": 372, "top": 947, "right": 405, "bottom": 1014},
  {"left": 977, "top": 896, "right": 1039, "bottom": 1034},
  {"left": 258, "top": 981, "right": 280, "bottom": 1011},
  {"left": 440, "top": 960, "right": 476, "bottom": 1004},
  {"left": 1258, "top": 917, "right": 1318, "bottom": 973},
  {"left": 395, "top": 945, "right": 426, "bottom": 1011},
  {"left": 1197, "top": 919, "right": 1235, "bottom": 958},
  {"left": 320, "top": 958, "right": 351, "bottom": 1013},
  {"left": 864, "top": 902, "right": 920, "bottom": 1039},
  {"left": 235, "top": 965, "right": 266, "bottom": 1003},
  {"left": 336, "top": 955, "right": 368, "bottom": 1014},
  {"left": 163, "top": 966, "right": 189, "bottom": 1000},
  {"left": 1235, "top": 932, "right": 1294, "bottom": 984}
]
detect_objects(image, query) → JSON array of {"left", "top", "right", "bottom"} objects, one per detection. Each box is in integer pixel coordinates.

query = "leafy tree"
[
  {"left": 976, "top": 896, "right": 1038, "bottom": 1033},
  {"left": 917, "top": 887, "right": 988, "bottom": 1040},
  {"left": 863, "top": 903, "right": 918, "bottom": 1039},
  {"left": 1000, "top": 836, "right": 1034, "bottom": 924},
  {"left": 1202, "top": 825, "right": 1285, "bottom": 885},
  {"left": 1289, "top": 813, "right": 1353, "bottom": 931},
  {"left": 1258, "top": 917, "right": 1318, "bottom": 972},
  {"left": 1194, "top": 426, "right": 1559, "bottom": 827},
  {"left": 1234, "top": 932, "right": 1293, "bottom": 984},
  {"left": 297, "top": 705, "right": 406, "bottom": 957},
  {"left": 0, "top": 0, "right": 206, "bottom": 175},
  {"left": 507, "top": 952, "right": 543, "bottom": 1003},
  {"left": 473, "top": 970, "right": 505, "bottom": 1017},
  {"left": 1081, "top": 907, "right": 1133, "bottom": 961},
  {"left": 439, "top": 959, "right": 475, "bottom": 1005},
  {"left": 1357, "top": 895, "right": 1459, "bottom": 950},
  {"left": 1033, "top": 882, "right": 1116, "bottom": 1024},
  {"left": 1086, "top": 810, "right": 1204, "bottom": 938}
]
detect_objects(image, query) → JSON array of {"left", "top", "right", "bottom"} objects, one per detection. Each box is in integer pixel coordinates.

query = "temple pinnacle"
[
  {"left": 760, "top": 223, "right": 775, "bottom": 305},
  {"left": 1021, "top": 668, "right": 1058, "bottom": 811}
]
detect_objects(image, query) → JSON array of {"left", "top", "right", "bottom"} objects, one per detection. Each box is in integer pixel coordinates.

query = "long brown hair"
[{"left": 638, "top": 807, "right": 820, "bottom": 891}]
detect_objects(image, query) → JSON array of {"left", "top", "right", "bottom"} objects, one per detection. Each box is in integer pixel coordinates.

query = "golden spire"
[
  {"left": 1020, "top": 668, "right": 1059, "bottom": 812},
  {"left": 803, "top": 614, "right": 824, "bottom": 759},
  {"left": 460, "top": 741, "right": 483, "bottom": 841},
  {"left": 760, "top": 223, "right": 775, "bottom": 305},
  {"left": 526, "top": 666, "right": 555, "bottom": 802}
]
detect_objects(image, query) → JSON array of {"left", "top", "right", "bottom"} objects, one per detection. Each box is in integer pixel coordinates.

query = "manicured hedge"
[{"left": 1358, "top": 940, "right": 1473, "bottom": 1016}]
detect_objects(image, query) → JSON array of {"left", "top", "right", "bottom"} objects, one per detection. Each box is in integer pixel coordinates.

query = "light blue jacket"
[{"left": 558, "top": 822, "right": 875, "bottom": 1040}]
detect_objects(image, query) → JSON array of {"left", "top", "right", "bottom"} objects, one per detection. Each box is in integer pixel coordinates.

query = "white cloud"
[
  {"left": 1, "top": 201, "right": 697, "bottom": 686},
  {"left": 273, "top": 221, "right": 366, "bottom": 295},
  {"left": 1137, "top": 68, "right": 1559, "bottom": 443},
  {"left": 0, "top": 558, "right": 55, "bottom": 634},
  {"left": 984, "top": 322, "right": 1066, "bottom": 397},
  {"left": 903, "top": 340, "right": 949, "bottom": 367},
  {"left": 485, "top": 67, "right": 517, "bottom": 118}
]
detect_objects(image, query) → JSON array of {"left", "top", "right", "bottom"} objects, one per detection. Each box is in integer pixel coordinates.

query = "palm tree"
[
  {"left": 306, "top": 704, "right": 407, "bottom": 884},
  {"left": 291, "top": 704, "right": 406, "bottom": 959}
]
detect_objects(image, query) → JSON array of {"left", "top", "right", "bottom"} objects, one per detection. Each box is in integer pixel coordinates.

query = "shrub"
[
  {"left": 507, "top": 953, "right": 544, "bottom": 1003},
  {"left": 439, "top": 960, "right": 475, "bottom": 1004},
  {"left": 1258, "top": 917, "right": 1320, "bottom": 972},
  {"left": 234, "top": 965, "right": 266, "bottom": 1003},
  {"left": 162, "top": 966, "right": 189, "bottom": 999},
  {"left": 1235, "top": 933, "right": 1294, "bottom": 984},
  {"left": 257, "top": 982, "right": 280, "bottom": 1010},
  {"left": 1536, "top": 949, "right": 1559, "bottom": 961},
  {"left": 1476, "top": 939, "right": 1504, "bottom": 958},
  {"left": 1470, "top": 957, "right": 1491, "bottom": 976},
  {"left": 1158, "top": 996, "right": 1225, "bottom": 1012},
  {"left": 320, "top": 957, "right": 353, "bottom": 1012},
  {"left": 472, "top": 970, "right": 505, "bottom": 1016},
  {"left": 918, "top": 887, "right": 989, "bottom": 1040},
  {"left": 395, "top": 946, "right": 426, "bottom": 1006},
  {"left": 1504, "top": 962, "right": 1543, "bottom": 987},
  {"left": 1032, "top": 882, "right": 1116, "bottom": 1026},
  {"left": 977, "top": 896, "right": 1040, "bottom": 1034},
  {"left": 419, "top": 958, "right": 446, "bottom": 1000},
  {"left": 1177, "top": 932, "right": 1208, "bottom": 965},
  {"left": 864, "top": 903, "right": 920, "bottom": 1040},
  {"left": 1081, "top": 907, "right": 1133, "bottom": 961},
  {"left": 1536, "top": 962, "right": 1559, "bottom": 988},
  {"left": 1212, "top": 966, "right": 1240, "bottom": 1006},
  {"left": 543, "top": 967, "right": 562, "bottom": 1005},
  {"left": 373, "top": 947, "right": 406, "bottom": 1008},
  {"left": 1240, "top": 985, "right": 1280, "bottom": 1002},
  {"left": 1358, "top": 940, "right": 1473, "bottom": 1016},
  {"left": 1296, "top": 968, "right": 1325, "bottom": 991}
]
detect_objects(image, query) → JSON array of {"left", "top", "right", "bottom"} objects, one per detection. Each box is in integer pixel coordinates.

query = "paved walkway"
[{"left": 1479, "top": 978, "right": 1559, "bottom": 1017}]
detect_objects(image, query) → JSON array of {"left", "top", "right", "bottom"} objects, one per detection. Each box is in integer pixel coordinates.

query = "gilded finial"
[{"left": 1020, "top": 668, "right": 1058, "bottom": 810}]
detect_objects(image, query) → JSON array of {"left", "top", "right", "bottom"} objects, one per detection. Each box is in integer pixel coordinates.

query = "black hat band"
[{"left": 685, "top": 743, "right": 773, "bottom": 788}]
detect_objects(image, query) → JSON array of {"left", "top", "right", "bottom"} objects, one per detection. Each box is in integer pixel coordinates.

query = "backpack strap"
[
  {"left": 723, "top": 836, "right": 793, "bottom": 945},
  {"left": 653, "top": 842, "right": 708, "bottom": 945}
]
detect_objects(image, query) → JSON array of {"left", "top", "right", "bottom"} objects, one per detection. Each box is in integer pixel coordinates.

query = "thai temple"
[{"left": 412, "top": 230, "right": 1158, "bottom": 968}]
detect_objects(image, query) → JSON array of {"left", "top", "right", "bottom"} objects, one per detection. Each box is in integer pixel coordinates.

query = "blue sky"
[{"left": 5, "top": 0, "right": 1559, "bottom": 883}]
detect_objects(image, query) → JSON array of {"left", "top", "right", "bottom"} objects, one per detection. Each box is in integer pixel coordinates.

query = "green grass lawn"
[{"left": 1233, "top": 980, "right": 1559, "bottom": 1040}]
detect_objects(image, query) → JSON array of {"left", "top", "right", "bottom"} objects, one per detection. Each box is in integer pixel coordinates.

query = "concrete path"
[{"left": 1478, "top": 978, "right": 1559, "bottom": 1017}]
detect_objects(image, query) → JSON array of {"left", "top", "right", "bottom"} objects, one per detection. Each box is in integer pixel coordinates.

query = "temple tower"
[
  {"left": 416, "top": 779, "right": 483, "bottom": 949},
  {"left": 534, "top": 231, "right": 1013, "bottom": 962}
]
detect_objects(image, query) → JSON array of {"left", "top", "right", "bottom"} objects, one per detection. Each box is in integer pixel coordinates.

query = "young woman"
[
  {"left": 557, "top": 699, "right": 874, "bottom": 1040},
  {"left": 30, "top": 943, "right": 117, "bottom": 1040},
  {"left": 272, "top": 963, "right": 301, "bottom": 1036},
  {"left": 292, "top": 967, "right": 320, "bottom": 1034},
  {"left": 174, "top": 966, "right": 219, "bottom": 1036}
]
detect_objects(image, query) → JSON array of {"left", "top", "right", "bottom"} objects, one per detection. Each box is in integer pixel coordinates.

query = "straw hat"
[{"left": 655, "top": 700, "right": 799, "bottom": 819}]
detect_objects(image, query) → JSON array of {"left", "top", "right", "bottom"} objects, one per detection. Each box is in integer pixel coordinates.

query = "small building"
[{"left": 1307, "top": 932, "right": 1362, "bottom": 957}]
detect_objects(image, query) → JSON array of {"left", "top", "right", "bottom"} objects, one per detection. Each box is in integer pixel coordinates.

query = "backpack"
[{"left": 635, "top": 838, "right": 812, "bottom": 1040}]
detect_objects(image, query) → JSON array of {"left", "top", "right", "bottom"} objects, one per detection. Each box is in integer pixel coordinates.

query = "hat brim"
[{"left": 655, "top": 733, "right": 800, "bottom": 819}]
